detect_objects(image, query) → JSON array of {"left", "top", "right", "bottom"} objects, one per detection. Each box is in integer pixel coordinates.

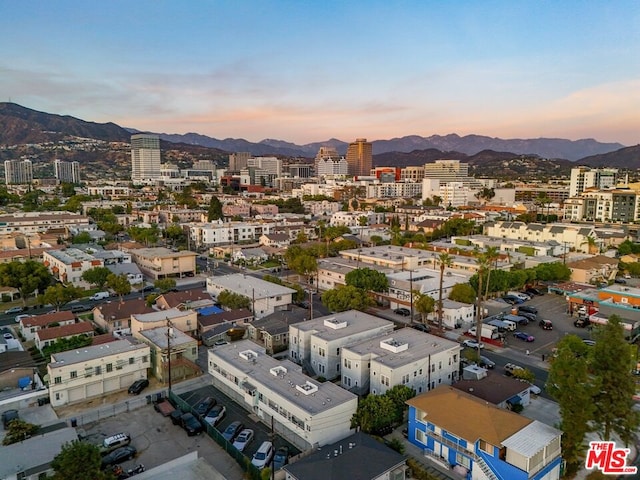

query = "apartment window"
[
  {"left": 85, "top": 367, "right": 93, "bottom": 377},
  {"left": 381, "top": 374, "right": 390, "bottom": 387},
  {"left": 343, "top": 376, "right": 352, "bottom": 387},
  {"left": 70, "top": 371, "right": 77, "bottom": 379},
  {"left": 344, "top": 359, "right": 351, "bottom": 369},
  {"left": 431, "top": 364, "right": 435, "bottom": 372},
  {"left": 106, "top": 363, "right": 113, "bottom": 372},
  {"left": 438, "top": 361, "right": 442, "bottom": 370},
  {"left": 54, "top": 376, "right": 62, "bottom": 384},
  {"left": 336, "top": 348, "right": 340, "bottom": 355},
  {"left": 129, "top": 357, "right": 134, "bottom": 365},
  {"left": 419, "top": 368, "right": 423, "bottom": 375},
  {"left": 95, "top": 366, "right": 101, "bottom": 375},
  {"left": 318, "top": 348, "right": 325, "bottom": 357}
]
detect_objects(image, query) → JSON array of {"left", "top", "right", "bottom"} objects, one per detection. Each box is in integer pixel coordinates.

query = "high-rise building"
[
  {"left": 4, "top": 159, "right": 33, "bottom": 185},
  {"left": 229, "top": 152, "right": 251, "bottom": 172},
  {"left": 569, "top": 166, "right": 619, "bottom": 197},
  {"left": 316, "top": 158, "right": 349, "bottom": 177},
  {"left": 346, "top": 138, "right": 372, "bottom": 177},
  {"left": 131, "top": 134, "right": 161, "bottom": 185},
  {"left": 314, "top": 146, "right": 340, "bottom": 173},
  {"left": 423, "top": 160, "right": 469, "bottom": 181},
  {"left": 54, "top": 159, "right": 81, "bottom": 184}
]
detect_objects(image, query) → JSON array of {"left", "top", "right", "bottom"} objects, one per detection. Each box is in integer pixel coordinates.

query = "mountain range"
[{"left": 0, "top": 102, "right": 637, "bottom": 167}]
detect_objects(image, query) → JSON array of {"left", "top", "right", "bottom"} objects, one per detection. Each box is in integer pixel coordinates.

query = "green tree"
[
  {"left": 321, "top": 285, "right": 373, "bottom": 312},
  {"left": 385, "top": 385, "right": 416, "bottom": 423},
  {"left": 414, "top": 291, "right": 435, "bottom": 324},
  {"left": 370, "top": 235, "right": 383, "bottom": 246},
  {"left": 71, "top": 231, "right": 92, "bottom": 244},
  {"left": 350, "top": 394, "right": 397, "bottom": 434},
  {"left": 474, "top": 253, "right": 490, "bottom": 345},
  {"left": 51, "top": 440, "right": 111, "bottom": 480},
  {"left": 60, "top": 182, "right": 77, "bottom": 197},
  {"left": 437, "top": 252, "right": 453, "bottom": 331},
  {"left": 106, "top": 273, "right": 131, "bottom": 301},
  {"left": 345, "top": 267, "right": 389, "bottom": 292},
  {"left": 591, "top": 315, "right": 640, "bottom": 444},
  {"left": 286, "top": 251, "right": 317, "bottom": 285},
  {"left": 154, "top": 278, "right": 177, "bottom": 293},
  {"left": 0, "top": 260, "right": 52, "bottom": 306},
  {"left": 482, "top": 246, "right": 500, "bottom": 300},
  {"left": 218, "top": 289, "right": 252, "bottom": 310},
  {"left": 2, "top": 419, "right": 40, "bottom": 445},
  {"left": 81, "top": 266, "right": 112, "bottom": 289},
  {"left": 448, "top": 283, "right": 477, "bottom": 304},
  {"left": 207, "top": 196, "right": 224, "bottom": 221},
  {"left": 42, "top": 284, "right": 82, "bottom": 311},
  {"left": 546, "top": 335, "right": 595, "bottom": 475}
]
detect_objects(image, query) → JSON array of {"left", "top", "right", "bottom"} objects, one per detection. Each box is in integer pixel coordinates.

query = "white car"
[
  {"left": 15, "top": 314, "right": 32, "bottom": 323},
  {"left": 529, "top": 384, "right": 542, "bottom": 395},
  {"left": 462, "top": 339, "right": 485, "bottom": 349},
  {"left": 232, "top": 429, "right": 254, "bottom": 452}
]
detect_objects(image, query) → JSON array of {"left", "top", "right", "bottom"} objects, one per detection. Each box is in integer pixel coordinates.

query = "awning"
[
  {"left": 241, "top": 380, "right": 256, "bottom": 393},
  {"left": 507, "top": 394, "right": 522, "bottom": 405}
]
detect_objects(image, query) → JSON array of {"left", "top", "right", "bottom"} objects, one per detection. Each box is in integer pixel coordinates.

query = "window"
[
  {"left": 129, "top": 357, "right": 134, "bottom": 365},
  {"left": 85, "top": 367, "right": 93, "bottom": 377},
  {"left": 106, "top": 363, "right": 113, "bottom": 372},
  {"left": 54, "top": 376, "right": 62, "bottom": 384},
  {"left": 192, "top": 347, "right": 197, "bottom": 355},
  {"left": 416, "top": 429, "right": 426, "bottom": 444},
  {"left": 70, "top": 371, "right": 77, "bottom": 379},
  {"left": 95, "top": 366, "right": 101, "bottom": 375},
  {"left": 336, "top": 348, "right": 340, "bottom": 355},
  {"left": 419, "top": 368, "right": 423, "bottom": 375},
  {"left": 344, "top": 359, "right": 351, "bottom": 369},
  {"left": 343, "top": 376, "right": 352, "bottom": 387},
  {"left": 318, "top": 347, "right": 326, "bottom": 357},
  {"left": 381, "top": 374, "right": 390, "bottom": 387},
  {"left": 431, "top": 364, "right": 435, "bottom": 372}
]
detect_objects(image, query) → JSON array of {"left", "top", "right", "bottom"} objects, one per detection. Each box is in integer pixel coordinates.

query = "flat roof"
[
  {"left": 208, "top": 273, "right": 295, "bottom": 299},
  {"left": 502, "top": 421, "right": 562, "bottom": 457},
  {"left": 132, "top": 307, "right": 188, "bottom": 323},
  {"left": 50, "top": 339, "right": 147, "bottom": 367},
  {"left": 291, "top": 310, "right": 394, "bottom": 340},
  {"left": 210, "top": 340, "right": 357, "bottom": 415},
  {"left": 139, "top": 326, "right": 194, "bottom": 347},
  {"left": 131, "top": 247, "right": 197, "bottom": 258}
]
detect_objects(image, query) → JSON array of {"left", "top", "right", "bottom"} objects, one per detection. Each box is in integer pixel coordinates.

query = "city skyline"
[{"left": 1, "top": 1, "right": 639, "bottom": 145}]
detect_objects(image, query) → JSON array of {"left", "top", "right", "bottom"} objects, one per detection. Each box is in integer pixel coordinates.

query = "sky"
[{"left": 1, "top": 1, "right": 639, "bottom": 145}]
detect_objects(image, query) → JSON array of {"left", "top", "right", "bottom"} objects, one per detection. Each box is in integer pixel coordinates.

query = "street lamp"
[{"left": 166, "top": 318, "right": 174, "bottom": 392}]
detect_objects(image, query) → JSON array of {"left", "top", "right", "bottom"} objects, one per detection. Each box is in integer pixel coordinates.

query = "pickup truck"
[{"left": 154, "top": 399, "right": 176, "bottom": 417}]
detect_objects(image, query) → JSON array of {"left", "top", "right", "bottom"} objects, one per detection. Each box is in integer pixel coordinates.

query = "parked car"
[
  {"left": 3, "top": 332, "right": 14, "bottom": 340},
  {"left": 193, "top": 396, "right": 216, "bottom": 417},
  {"left": 101, "top": 446, "right": 137, "bottom": 469},
  {"left": 479, "top": 356, "right": 495, "bottom": 369},
  {"left": 251, "top": 441, "right": 274, "bottom": 469},
  {"left": 4, "top": 306, "right": 24, "bottom": 315},
  {"left": 140, "top": 285, "right": 158, "bottom": 293},
  {"left": 615, "top": 278, "right": 627, "bottom": 284},
  {"left": 1, "top": 409, "right": 19, "bottom": 428},
  {"left": 513, "top": 331, "right": 535, "bottom": 342},
  {"left": 502, "top": 296, "right": 523, "bottom": 305},
  {"left": 15, "top": 314, "right": 32, "bottom": 323},
  {"left": 203, "top": 405, "right": 226, "bottom": 427},
  {"left": 394, "top": 307, "right": 411, "bottom": 317},
  {"left": 180, "top": 412, "right": 204, "bottom": 436},
  {"left": 232, "top": 428, "right": 254, "bottom": 452},
  {"left": 525, "top": 287, "right": 544, "bottom": 296},
  {"left": 504, "top": 363, "right": 524, "bottom": 376},
  {"left": 222, "top": 421, "right": 245, "bottom": 442},
  {"left": 411, "top": 323, "right": 430, "bottom": 333},
  {"left": 127, "top": 379, "right": 149, "bottom": 395},
  {"left": 272, "top": 445, "right": 290, "bottom": 470},
  {"left": 518, "top": 305, "right": 538, "bottom": 314},
  {"left": 624, "top": 273, "right": 632, "bottom": 279},
  {"left": 583, "top": 339, "right": 596, "bottom": 347},
  {"left": 519, "top": 312, "right": 537, "bottom": 322},
  {"left": 170, "top": 409, "right": 184, "bottom": 425},
  {"left": 529, "top": 384, "right": 542, "bottom": 395},
  {"left": 99, "top": 433, "right": 131, "bottom": 455},
  {"left": 462, "top": 339, "right": 484, "bottom": 349},
  {"left": 539, "top": 319, "right": 553, "bottom": 330},
  {"left": 574, "top": 317, "right": 590, "bottom": 328}
]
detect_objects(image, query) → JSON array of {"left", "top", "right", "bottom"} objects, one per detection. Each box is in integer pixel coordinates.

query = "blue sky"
[{"left": 1, "top": 1, "right": 638, "bottom": 145}]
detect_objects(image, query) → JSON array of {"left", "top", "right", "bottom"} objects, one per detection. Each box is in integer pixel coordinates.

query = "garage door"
[
  {"left": 86, "top": 381, "right": 102, "bottom": 398},
  {"left": 68, "top": 386, "right": 85, "bottom": 403},
  {"left": 104, "top": 377, "right": 120, "bottom": 394},
  {"left": 120, "top": 374, "right": 135, "bottom": 389}
]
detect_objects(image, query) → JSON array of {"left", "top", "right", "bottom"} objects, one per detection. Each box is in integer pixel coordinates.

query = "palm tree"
[
  {"left": 474, "top": 253, "right": 490, "bottom": 346},
  {"left": 483, "top": 246, "right": 500, "bottom": 300},
  {"left": 437, "top": 252, "right": 453, "bottom": 331},
  {"left": 582, "top": 235, "right": 599, "bottom": 254}
]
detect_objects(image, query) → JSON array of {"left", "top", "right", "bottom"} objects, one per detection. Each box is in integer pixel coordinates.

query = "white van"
[
  {"left": 501, "top": 319, "right": 517, "bottom": 331},
  {"left": 251, "top": 441, "right": 274, "bottom": 469},
  {"left": 90, "top": 291, "right": 110, "bottom": 301},
  {"left": 100, "top": 432, "right": 131, "bottom": 454}
]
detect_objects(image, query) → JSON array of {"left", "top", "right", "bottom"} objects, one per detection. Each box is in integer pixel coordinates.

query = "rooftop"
[
  {"left": 132, "top": 307, "right": 190, "bottom": 323},
  {"left": 139, "top": 326, "right": 195, "bottom": 348},
  {"left": 21, "top": 310, "right": 75, "bottom": 328},
  {"left": 291, "top": 310, "right": 394, "bottom": 340},
  {"left": 207, "top": 273, "right": 296, "bottom": 299},
  {"left": 50, "top": 338, "right": 147, "bottom": 366},
  {"left": 131, "top": 247, "right": 197, "bottom": 259},
  {"left": 36, "top": 321, "right": 94, "bottom": 341}
]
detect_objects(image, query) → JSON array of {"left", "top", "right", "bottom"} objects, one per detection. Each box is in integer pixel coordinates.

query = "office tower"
[
  {"left": 229, "top": 152, "right": 251, "bottom": 172},
  {"left": 4, "top": 159, "right": 33, "bottom": 185},
  {"left": 247, "top": 157, "right": 282, "bottom": 177},
  {"left": 288, "top": 164, "right": 312, "bottom": 178},
  {"left": 423, "top": 160, "right": 470, "bottom": 181},
  {"left": 131, "top": 134, "right": 161, "bottom": 184},
  {"left": 569, "top": 166, "right": 619, "bottom": 197},
  {"left": 346, "top": 138, "right": 373, "bottom": 177},
  {"left": 54, "top": 159, "right": 81, "bottom": 184}
]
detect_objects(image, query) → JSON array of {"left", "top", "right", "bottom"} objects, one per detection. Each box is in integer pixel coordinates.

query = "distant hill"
[
  {"left": 0, "top": 102, "right": 629, "bottom": 162},
  {"left": 0, "top": 103, "right": 131, "bottom": 144},
  {"left": 577, "top": 145, "right": 640, "bottom": 169}
]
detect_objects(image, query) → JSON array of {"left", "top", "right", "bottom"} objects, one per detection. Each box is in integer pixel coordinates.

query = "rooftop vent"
[
  {"left": 270, "top": 366, "right": 288, "bottom": 377},
  {"left": 324, "top": 317, "right": 347, "bottom": 330},
  {"left": 239, "top": 349, "right": 259, "bottom": 361},
  {"left": 380, "top": 338, "right": 409, "bottom": 353},
  {"left": 296, "top": 381, "right": 319, "bottom": 396}
]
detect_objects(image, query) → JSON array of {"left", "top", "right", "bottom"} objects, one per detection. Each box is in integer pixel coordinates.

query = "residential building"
[
  {"left": 35, "top": 321, "right": 95, "bottom": 351},
  {"left": 406, "top": 386, "right": 562, "bottom": 480},
  {"left": 341, "top": 327, "right": 460, "bottom": 396},
  {"left": 346, "top": 138, "right": 373, "bottom": 177},
  {"left": 19, "top": 311, "right": 76, "bottom": 341},
  {"left": 316, "top": 157, "right": 349, "bottom": 176},
  {"left": 283, "top": 431, "right": 407, "bottom": 480},
  {"left": 423, "top": 160, "right": 470, "bottom": 181},
  {"left": 86, "top": 185, "right": 132, "bottom": 199},
  {"left": 288, "top": 164, "right": 312, "bottom": 178},
  {"left": 259, "top": 233, "right": 291, "bottom": 248},
  {"left": 330, "top": 211, "right": 385, "bottom": 227},
  {"left": 0, "top": 211, "right": 90, "bottom": 235},
  {"left": 135, "top": 326, "right": 199, "bottom": 384},
  {"left": 208, "top": 340, "right": 358, "bottom": 450},
  {"left": 246, "top": 310, "right": 302, "bottom": 355},
  {"left": 48, "top": 338, "right": 150, "bottom": 406},
  {"left": 566, "top": 255, "right": 618, "bottom": 284},
  {"left": 289, "top": 310, "right": 395, "bottom": 380},
  {"left": 43, "top": 247, "right": 104, "bottom": 287},
  {"left": 131, "top": 133, "right": 162, "bottom": 185},
  {"left": 0, "top": 427, "right": 78, "bottom": 480},
  {"left": 422, "top": 179, "right": 479, "bottom": 208},
  {"left": 366, "top": 181, "right": 422, "bottom": 199},
  {"left": 130, "top": 307, "right": 198, "bottom": 337},
  {"left": 4, "top": 159, "right": 33, "bottom": 185},
  {"left": 229, "top": 152, "right": 251, "bottom": 172},
  {"left": 436, "top": 299, "right": 477, "bottom": 330},
  {"left": 155, "top": 289, "right": 216, "bottom": 312},
  {"left": 129, "top": 247, "right": 197, "bottom": 280},
  {"left": 189, "top": 221, "right": 275, "bottom": 249},
  {"left": 206, "top": 273, "right": 295, "bottom": 319},
  {"left": 199, "top": 308, "right": 253, "bottom": 342},
  {"left": 92, "top": 298, "right": 155, "bottom": 335},
  {"left": 314, "top": 146, "right": 341, "bottom": 173},
  {"left": 232, "top": 247, "right": 269, "bottom": 265},
  {"left": 54, "top": 159, "right": 81, "bottom": 183},
  {"left": 453, "top": 370, "right": 533, "bottom": 409},
  {"left": 316, "top": 257, "right": 395, "bottom": 292},
  {"left": 401, "top": 165, "right": 425, "bottom": 181},
  {"left": 569, "top": 166, "right": 619, "bottom": 197}
]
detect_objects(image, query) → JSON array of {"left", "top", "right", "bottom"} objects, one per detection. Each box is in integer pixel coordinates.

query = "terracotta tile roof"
[
  {"left": 21, "top": 311, "right": 75, "bottom": 328},
  {"left": 406, "top": 385, "right": 532, "bottom": 446},
  {"left": 95, "top": 298, "right": 154, "bottom": 319},
  {"left": 158, "top": 290, "right": 214, "bottom": 308},
  {"left": 36, "top": 322, "right": 94, "bottom": 341},
  {"left": 92, "top": 333, "right": 117, "bottom": 345}
]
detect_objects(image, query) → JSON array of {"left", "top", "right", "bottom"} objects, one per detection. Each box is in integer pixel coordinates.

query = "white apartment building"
[
  {"left": 131, "top": 133, "right": 162, "bottom": 185},
  {"left": 316, "top": 157, "right": 349, "bottom": 176},
  {"left": 401, "top": 165, "right": 425, "bottom": 181},
  {"left": 54, "top": 159, "right": 81, "bottom": 184},
  {"left": 302, "top": 199, "right": 342, "bottom": 216},
  {"left": 569, "top": 166, "right": 619, "bottom": 197},
  {"left": 484, "top": 221, "right": 599, "bottom": 253},
  {"left": 207, "top": 273, "right": 295, "bottom": 319},
  {"left": 43, "top": 248, "right": 104, "bottom": 287},
  {"left": 0, "top": 211, "right": 91, "bottom": 235},
  {"left": 366, "top": 181, "right": 422, "bottom": 199},
  {"left": 436, "top": 299, "right": 476, "bottom": 330},
  {"left": 329, "top": 211, "right": 385, "bottom": 227},
  {"left": 4, "top": 159, "right": 33, "bottom": 185},
  {"left": 422, "top": 179, "right": 479, "bottom": 208},
  {"left": 316, "top": 257, "right": 395, "bottom": 292},
  {"left": 130, "top": 307, "right": 198, "bottom": 337},
  {"left": 189, "top": 221, "right": 275, "bottom": 249},
  {"left": 208, "top": 340, "right": 358, "bottom": 450},
  {"left": 423, "top": 159, "right": 469, "bottom": 181},
  {"left": 289, "top": 310, "right": 395, "bottom": 380},
  {"left": 86, "top": 185, "right": 132, "bottom": 199},
  {"left": 564, "top": 188, "right": 640, "bottom": 223},
  {"left": 48, "top": 338, "right": 150, "bottom": 406},
  {"left": 341, "top": 327, "right": 461, "bottom": 395}
]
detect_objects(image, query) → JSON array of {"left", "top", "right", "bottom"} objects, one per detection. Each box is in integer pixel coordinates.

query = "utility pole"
[
  {"left": 270, "top": 416, "right": 276, "bottom": 480},
  {"left": 409, "top": 269, "right": 414, "bottom": 324},
  {"left": 166, "top": 318, "right": 174, "bottom": 393}
]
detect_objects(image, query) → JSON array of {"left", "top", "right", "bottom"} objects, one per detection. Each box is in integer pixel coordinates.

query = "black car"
[
  {"left": 525, "top": 287, "right": 544, "bottom": 296},
  {"left": 140, "top": 285, "right": 158, "bottom": 293},
  {"left": 170, "top": 409, "right": 184, "bottom": 425},
  {"left": 272, "top": 446, "right": 290, "bottom": 471},
  {"left": 1, "top": 409, "right": 19, "bottom": 428},
  {"left": 411, "top": 323, "right": 430, "bottom": 333},
  {"left": 518, "top": 305, "right": 538, "bottom": 314},
  {"left": 479, "top": 356, "right": 495, "bottom": 369},
  {"left": 519, "top": 312, "right": 537, "bottom": 322},
  {"left": 101, "top": 446, "right": 137, "bottom": 469},
  {"left": 180, "top": 413, "right": 204, "bottom": 436},
  {"left": 539, "top": 319, "right": 553, "bottom": 330},
  {"left": 193, "top": 396, "right": 216, "bottom": 417},
  {"left": 615, "top": 278, "right": 627, "bottom": 284},
  {"left": 394, "top": 307, "right": 411, "bottom": 316},
  {"left": 222, "top": 420, "right": 245, "bottom": 442},
  {"left": 127, "top": 379, "right": 149, "bottom": 395}
]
